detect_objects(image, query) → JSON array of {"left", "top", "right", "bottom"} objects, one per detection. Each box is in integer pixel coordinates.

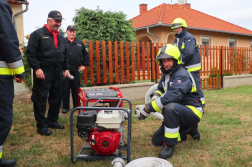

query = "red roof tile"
[{"left": 130, "top": 3, "right": 252, "bottom": 36}]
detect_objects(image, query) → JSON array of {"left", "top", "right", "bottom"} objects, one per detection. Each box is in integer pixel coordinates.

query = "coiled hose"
[{"left": 112, "top": 157, "right": 173, "bottom": 167}]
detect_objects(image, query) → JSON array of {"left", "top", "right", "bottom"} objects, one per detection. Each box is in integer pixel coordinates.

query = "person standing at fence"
[
  {"left": 171, "top": 18, "right": 205, "bottom": 141},
  {"left": 0, "top": 0, "right": 25, "bottom": 166},
  {"left": 62, "top": 25, "right": 90, "bottom": 114},
  {"left": 26, "top": 10, "right": 70, "bottom": 136}
]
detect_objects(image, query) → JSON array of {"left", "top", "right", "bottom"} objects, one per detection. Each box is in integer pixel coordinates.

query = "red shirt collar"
[
  {"left": 44, "top": 24, "right": 59, "bottom": 36},
  {"left": 67, "top": 36, "right": 75, "bottom": 43}
]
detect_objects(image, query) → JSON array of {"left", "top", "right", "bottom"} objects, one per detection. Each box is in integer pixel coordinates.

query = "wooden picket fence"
[{"left": 82, "top": 40, "right": 252, "bottom": 90}]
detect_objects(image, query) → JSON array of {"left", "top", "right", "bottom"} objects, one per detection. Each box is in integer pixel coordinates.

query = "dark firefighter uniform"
[
  {"left": 62, "top": 37, "right": 90, "bottom": 110},
  {"left": 0, "top": 0, "right": 25, "bottom": 165},
  {"left": 172, "top": 18, "right": 205, "bottom": 107},
  {"left": 26, "top": 25, "right": 68, "bottom": 129},
  {"left": 135, "top": 44, "right": 203, "bottom": 159}
]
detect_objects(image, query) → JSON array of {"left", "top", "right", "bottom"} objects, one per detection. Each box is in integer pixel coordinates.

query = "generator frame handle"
[
  {"left": 85, "top": 97, "right": 123, "bottom": 108},
  {"left": 70, "top": 98, "right": 132, "bottom": 163}
]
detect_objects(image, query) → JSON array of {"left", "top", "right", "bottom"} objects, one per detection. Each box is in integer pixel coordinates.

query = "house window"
[
  {"left": 229, "top": 38, "right": 236, "bottom": 47},
  {"left": 201, "top": 36, "right": 211, "bottom": 56},
  {"left": 201, "top": 36, "right": 211, "bottom": 46}
]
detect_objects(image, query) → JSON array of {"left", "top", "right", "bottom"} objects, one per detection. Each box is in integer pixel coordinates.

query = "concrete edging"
[{"left": 223, "top": 74, "right": 252, "bottom": 88}]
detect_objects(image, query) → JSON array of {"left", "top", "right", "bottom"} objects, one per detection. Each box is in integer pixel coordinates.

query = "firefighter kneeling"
[{"left": 135, "top": 44, "right": 203, "bottom": 159}]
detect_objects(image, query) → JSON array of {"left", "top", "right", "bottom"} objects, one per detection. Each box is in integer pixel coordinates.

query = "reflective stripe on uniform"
[
  {"left": 155, "top": 98, "right": 164, "bottom": 111},
  {"left": 186, "top": 105, "right": 203, "bottom": 119},
  {"left": 0, "top": 145, "right": 2, "bottom": 158},
  {"left": 155, "top": 90, "right": 163, "bottom": 96},
  {"left": 151, "top": 98, "right": 163, "bottom": 112},
  {"left": 178, "top": 133, "right": 181, "bottom": 142},
  {"left": 186, "top": 70, "right": 197, "bottom": 93},
  {"left": 0, "top": 60, "right": 25, "bottom": 75},
  {"left": 7, "top": 59, "right": 24, "bottom": 69},
  {"left": 185, "top": 63, "right": 201, "bottom": 72},
  {"left": 181, "top": 42, "right": 185, "bottom": 49},
  {"left": 201, "top": 97, "right": 205, "bottom": 105},
  {"left": 0, "top": 68, "right": 13, "bottom": 75},
  {"left": 164, "top": 126, "right": 179, "bottom": 138}
]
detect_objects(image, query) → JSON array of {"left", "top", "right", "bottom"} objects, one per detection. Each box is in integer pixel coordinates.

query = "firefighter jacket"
[
  {"left": 173, "top": 29, "right": 201, "bottom": 72},
  {"left": 0, "top": 0, "right": 25, "bottom": 78},
  {"left": 149, "top": 65, "right": 203, "bottom": 119},
  {"left": 26, "top": 26, "right": 68, "bottom": 72},
  {"left": 64, "top": 38, "right": 90, "bottom": 71}
]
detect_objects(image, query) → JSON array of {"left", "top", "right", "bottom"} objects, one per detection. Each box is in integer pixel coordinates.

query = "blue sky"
[{"left": 22, "top": 0, "right": 252, "bottom": 38}]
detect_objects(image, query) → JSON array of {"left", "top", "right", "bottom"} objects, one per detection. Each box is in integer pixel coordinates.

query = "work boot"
[
  {"left": 159, "top": 145, "right": 175, "bottom": 159},
  {"left": 37, "top": 127, "right": 52, "bottom": 136},
  {"left": 0, "top": 158, "right": 16, "bottom": 167},
  {"left": 187, "top": 126, "right": 200, "bottom": 140},
  {"left": 47, "top": 121, "right": 65, "bottom": 129}
]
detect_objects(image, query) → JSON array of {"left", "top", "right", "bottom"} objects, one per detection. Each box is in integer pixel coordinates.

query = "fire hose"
[
  {"left": 111, "top": 157, "right": 173, "bottom": 167},
  {"left": 145, "top": 84, "right": 164, "bottom": 120}
]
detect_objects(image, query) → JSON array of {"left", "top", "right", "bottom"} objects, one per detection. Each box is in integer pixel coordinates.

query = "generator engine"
[{"left": 77, "top": 109, "right": 127, "bottom": 155}]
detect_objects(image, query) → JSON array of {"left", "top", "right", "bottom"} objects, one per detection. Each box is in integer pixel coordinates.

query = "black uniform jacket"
[
  {"left": 0, "top": 0, "right": 25, "bottom": 78},
  {"left": 174, "top": 29, "right": 201, "bottom": 71},
  {"left": 64, "top": 38, "right": 90, "bottom": 71},
  {"left": 157, "top": 65, "right": 202, "bottom": 108},
  {"left": 26, "top": 26, "right": 68, "bottom": 71}
]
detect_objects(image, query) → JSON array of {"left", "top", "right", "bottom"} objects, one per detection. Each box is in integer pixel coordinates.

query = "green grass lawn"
[{"left": 3, "top": 85, "right": 252, "bottom": 167}]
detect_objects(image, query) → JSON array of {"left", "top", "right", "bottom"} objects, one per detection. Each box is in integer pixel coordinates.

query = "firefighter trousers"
[
  {"left": 31, "top": 70, "right": 63, "bottom": 128},
  {"left": 0, "top": 78, "right": 14, "bottom": 145},
  {"left": 63, "top": 70, "right": 80, "bottom": 109},
  {"left": 152, "top": 103, "right": 200, "bottom": 146}
]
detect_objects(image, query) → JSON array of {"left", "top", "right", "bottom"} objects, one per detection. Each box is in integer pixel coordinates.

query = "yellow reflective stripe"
[
  {"left": 165, "top": 131, "right": 179, "bottom": 138},
  {"left": 187, "top": 70, "right": 197, "bottom": 93},
  {"left": 191, "top": 86, "right": 197, "bottom": 93},
  {"left": 178, "top": 133, "right": 181, "bottom": 142},
  {"left": 155, "top": 91, "right": 163, "bottom": 96},
  {"left": 188, "top": 66, "right": 201, "bottom": 72},
  {"left": 10, "top": 65, "right": 25, "bottom": 75},
  {"left": 202, "top": 100, "right": 205, "bottom": 105},
  {"left": 151, "top": 100, "right": 161, "bottom": 112},
  {"left": 181, "top": 45, "right": 185, "bottom": 49},
  {"left": 195, "top": 41, "right": 198, "bottom": 47},
  {"left": 186, "top": 105, "right": 202, "bottom": 119},
  {"left": 0, "top": 151, "right": 2, "bottom": 159},
  {"left": 0, "top": 68, "right": 13, "bottom": 75}
]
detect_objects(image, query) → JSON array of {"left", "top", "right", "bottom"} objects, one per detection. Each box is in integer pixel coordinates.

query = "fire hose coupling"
[
  {"left": 63, "top": 71, "right": 74, "bottom": 80},
  {"left": 111, "top": 157, "right": 173, "bottom": 167},
  {"left": 111, "top": 158, "right": 126, "bottom": 167}
]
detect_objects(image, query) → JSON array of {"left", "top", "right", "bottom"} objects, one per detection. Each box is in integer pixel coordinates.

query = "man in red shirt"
[{"left": 26, "top": 11, "right": 70, "bottom": 136}]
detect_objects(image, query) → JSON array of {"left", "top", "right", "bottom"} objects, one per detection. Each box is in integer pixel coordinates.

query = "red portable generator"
[{"left": 70, "top": 87, "right": 132, "bottom": 163}]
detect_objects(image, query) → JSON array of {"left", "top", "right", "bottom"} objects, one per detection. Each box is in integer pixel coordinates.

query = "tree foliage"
[
  {"left": 73, "top": 7, "right": 136, "bottom": 86},
  {"left": 73, "top": 7, "right": 136, "bottom": 42}
]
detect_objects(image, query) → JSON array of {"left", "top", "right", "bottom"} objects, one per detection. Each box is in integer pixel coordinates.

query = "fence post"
[{"left": 220, "top": 46, "right": 223, "bottom": 88}]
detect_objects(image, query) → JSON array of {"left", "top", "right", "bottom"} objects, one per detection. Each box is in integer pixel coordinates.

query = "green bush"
[
  {"left": 20, "top": 37, "right": 32, "bottom": 89},
  {"left": 209, "top": 67, "right": 233, "bottom": 78}
]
